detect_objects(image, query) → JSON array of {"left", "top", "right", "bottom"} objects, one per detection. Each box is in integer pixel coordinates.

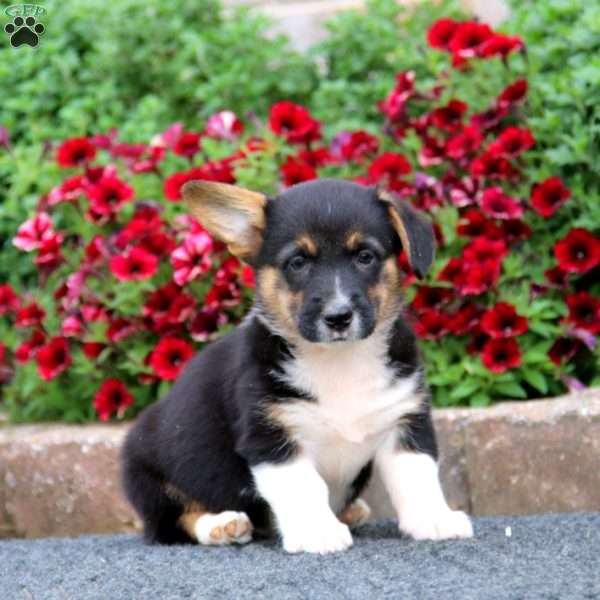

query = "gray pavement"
[{"left": 0, "top": 513, "right": 598, "bottom": 600}]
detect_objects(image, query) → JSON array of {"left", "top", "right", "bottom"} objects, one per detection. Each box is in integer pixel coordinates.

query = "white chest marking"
[{"left": 273, "top": 335, "right": 422, "bottom": 511}]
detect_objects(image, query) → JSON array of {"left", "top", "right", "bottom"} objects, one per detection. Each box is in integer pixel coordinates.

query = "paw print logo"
[{"left": 5, "top": 15, "right": 45, "bottom": 47}]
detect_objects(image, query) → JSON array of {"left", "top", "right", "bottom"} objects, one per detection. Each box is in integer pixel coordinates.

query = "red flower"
[
  {"left": 480, "top": 187, "right": 523, "bottom": 219},
  {"left": 340, "top": 131, "right": 379, "bottom": 161},
  {"left": 13, "top": 212, "right": 55, "bottom": 252},
  {"left": 418, "top": 136, "right": 446, "bottom": 167},
  {"left": 488, "top": 127, "right": 535, "bottom": 158},
  {"left": 171, "top": 233, "right": 213, "bottom": 286},
  {"left": 84, "top": 235, "right": 108, "bottom": 264},
  {"left": 94, "top": 379, "right": 134, "bottom": 421},
  {"left": 205, "top": 111, "right": 244, "bottom": 140},
  {"left": 470, "top": 105, "right": 509, "bottom": 132},
  {"left": 48, "top": 175, "right": 87, "bottom": 206},
  {"left": 530, "top": 177, "right": 571, "bottom": 218},
  {"left": 544, "top": 266, "right": 569, "bottom": 288},
  {"left": 56, "top": 137, "right": 96, "bottom": 168},
  {"left": 411, "top": 286, "right": 453, "bottom": 312},
  {"left": 15, "top": 329, "right": 46, "bottom": 363},
  {"left": 241, "top": 265, "right": 256, "bottom": 288},
  {"left": 481, "top": 302, "right": 528, "bottom": 338},
  {"left": 554, "top": 228, "right": 600, "bottom": 273},
  {"left": 15, "top": 302, "right": 46, "bottom": 328},
  {"left": 368, "top": 153, "right": 411, "bottom": 187},
  {"left": 82, "top": 342, "right": 106, "bottom": 360},
  {"left": 36, "top": 337, "right": 72, "bottom": 381},
  {"left": 110, "top": 246, "right": 158, "bottom": 281},
  {"left": 427, "top": 18, "right": 459, "bottom": 50},
  {"left": 298, "top": 147, "right": 333, "bottom": 168},
  {"left": 449, "top": 21, "right": 493, "bottom": 59},
  {"left": 205, "top": 280, "right": 241, "bottom": 309},
  {"left": 457, "top": 260, "right": 501, "bottom": 296},
  {"left": 269, "top": 101, "right": 321, "bottom": 144},
  {"left": 479, "top": 34, "right": 524, "bottom": 59},
  {"left": 497, "top": 79, "right": 528, "bottom": 108},
  {"left": 173, "top": 132, "right": 202, "bottom": 158},
  {"left": 189, "top": 308, "right": 227, "bottom": 342},
  {"left": 429, "top": 100, "right": 468, "bottom": 132},
  {"left": 0, "top": 343, "right": 11, "bottom": 384},
  {"left": 471, "top": 152, "right": 517, "bottom": 180},
  {"left": 35, "top": 235, "right": 65, "bottom": 272},
  {"left": 501, "top": 219, "right": 532, "bottom": 242},
  {"left": 107, "top": 317, "right": 137, "bottom": 343},
  {"left": 144, "top": 282, "right": 180, "bottom": 321},
  {"left": 446, "top": 126, "right": 483, "bottom": 160},
  {"left": 463, "top": 237, "right": 508, "bottom": 263},
  {"left": 456, "top": 209, "right": 501, "bottom": 238},
  {"left": 449, "top": 303, "right": 481, "bottom": 335},
  {"left": 149, "top": 337, "right": 195, "bottom": 381},
  {"left": 481, "top": 338, "right": 522, "bottom": 373},
  {"left": 565, "top": 292, "right": 600, "bottom": 335},
  {"left": 87, "top": 176, "right": 135, "bottom": 215},
  {"left": 281, "top": 156, "right": 317, "bottom": 187},
  {"left": 548, "top": 337, "right": 583, "bottom": 366},
  {"left": 378, "top": 71, "right": 415, "bottom": 121},
  {"left": 413, "top": 309, "right": 450, "bottom": 340},
  {"left": 0, "top": 284, "right": 19, "bottom": 315},
  {"left": 62, "top": 315, "right": 84, "bottom": 337}
]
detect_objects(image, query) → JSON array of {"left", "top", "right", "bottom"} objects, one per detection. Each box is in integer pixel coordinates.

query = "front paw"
[
  {"left": 400, "top": 507, "right": 473, "bottom": 541},
  {"left": 282, "top": 515, "right": 353, "bottom": 554}
]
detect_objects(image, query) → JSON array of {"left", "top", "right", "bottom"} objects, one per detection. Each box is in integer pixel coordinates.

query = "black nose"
[{"left": 323, "top": 308, "right": 353, "bottom": 331}]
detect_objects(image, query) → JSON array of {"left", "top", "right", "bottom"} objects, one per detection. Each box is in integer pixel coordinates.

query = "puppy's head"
[{"left": 184, "top": 179, "right": 434, "bottom": 344}]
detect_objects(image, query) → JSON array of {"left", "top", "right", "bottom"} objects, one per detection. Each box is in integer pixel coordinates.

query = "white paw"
[
  {"left": 195, "top": 511, "right": 253, "bottom": 546},
  {"left": 282, "top": 514, "right": 353, "bottom": 554},
  {"left": 400, "top": 507, "right": 473, "bottom": 541}
]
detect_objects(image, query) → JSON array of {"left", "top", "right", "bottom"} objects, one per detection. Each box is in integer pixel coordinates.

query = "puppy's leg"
[
  {"left": 338, "top": 498, "right": 371, "bottom": 528},
  {"left": 179, "top": 509, "right": 253, "bottom": 546},
  {"left": 376, "top": 422, "right": 473, "bottom": 541},
  {"left": 251, "top": 456, "right": 352, "bottom": 554}
]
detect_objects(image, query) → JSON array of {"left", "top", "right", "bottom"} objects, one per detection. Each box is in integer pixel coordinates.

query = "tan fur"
[
  {"left": 368, "top": 257, "right": 401, "bottom": 323},
  {"left": 338, "top": 498, "right": 371, "bottom": 527},
  {"left": 377, "top": 189, "right": 413, "bottom": 261},
  {"left": 177, "top": 502, "right": 207, "bottom": 538},
  {"left": 183, "top": 181, "right": 266, "bottom": 259},
  {"left": 345, "top": 231, "right": 365, "bottom": 252},
  {"left": 296, "top": 234, "right": 318, "bottom": 257}
]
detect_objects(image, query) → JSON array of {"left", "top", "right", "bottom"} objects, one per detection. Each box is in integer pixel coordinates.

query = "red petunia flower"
[
  {"left": 456, "top": 209, "right": 501, "bottom": 238},
  {"left": 463, "top": 237, "right": 508, "bottom": 263},
  {"left": 205, "top": 280, "right": 241, "bottom": 309},
  {"left": 481, "top": 302, "right": 528, "bottom": 339},
  {"left": 470, "top": 105, "right": 509, "bottom": 132},
  {"left": 241, "top": 265, "right": 256, "bottom": 288},
  {"left": 565, "top": 292, "right": 600, "bottom": 335},
  {"left": 94, "top": 379, "right": 134, "bottom": 421},
  {"left": 170, "top": 233, "right": 213, "bottom": 286},
  {"left": 554, "top": 228, "right": 600, "bottom": 273},
  {"left": 15, "top": 329, "right": 46, "bottom": 363},
  {"left": 446, "top": 126, "right": 483, "bottom": 160},
  {"left": 35, "top": 234, "right": 64, "bottom": 272},
  {"left": 548, "top": 337, "right": 583, "bottom": 366},
  {"left": 269, "top": 102, "right": 321, "bottom": 145},
  {"left": 149, "top": 337, "right": 195, "bottom": 381},
  {"left": 471, "top": 152, "right": 517, "bottom": 180},
  {"left": 82, "top": 342, "right": 106, "bottom": 360},
  {"left": 457, "top": 259, "right": 502, "bottom": 296},
  {"left": 189, "top": 308, "right": 227, "bottom": 342},
  {"left": 0, "top": 284, "right": 20, "bottom": 315},
  {"left": 87, "top": 175, "right": 135, "bottom": 216},
  {"left": 429, "top": 100, "right": 468, "bottom": 132},
  {"left": 411, "top": 286, "right": 454, "bottom": 313},
  {"left": 530, "top": 177, "right": 571, "bottom": 218},
  {"left": 378, "top": 71, "right": 416, "bottom": 121},
  {"left": 488, "top": 127, "right": 535, "bottom": 158},
  {"left": 36, "top": 337, "right": 72, "bottom": 381},
  {"left": 110, "top": 246, "right": 159, "bottom": 281},
  {"left": 205, "top": 111, "right": 244, "bottom": 141},
  {"left": 479, "top": 34, "right": 524, "bottom": 59},
  {"left": 281, "top": 156, "right": 317, "bottom": 187},
  {"left": 501, "top": 219, "right": 532, "bottom": 242},
  {"left": 173, "top": 132, "right": 202, "bottom": 158},
  {"left": 418, "top": 136, "right": 446, "bottom": 167},
  {"left": 427, "top": 18, "right": 459, "bottom": 50},
  {"left": 107, "top": 317, "right": 137, "bottom": 343},
  {"left": 56, "top": 137, "right": 96, "bottom": 168},
  {"left": 449, "top": 21, "right": 493, "bottom": 59},
  {"left": 48, "top": 175, "right": 87, "bottom": 206},
  {"left": 62, "top": 315, "right": 84, "bottom": 337},
  {"left": 298, "top": 147, "right": 333, "bottom": 168},
  {"left": 15, "top": 302, "right": 46, "bottom": 328},
  {"left": 340, "top": 131, "right": 379, "bottom": 161},
  {"left": 481, "top": 338, "right": 521, "bottom": 373},
  {"left": 13, "top": 212, "right": 55, "bottom": 252},
  {"left": 480, "top": 187, "right": 523, "bottom": 219},
  {"left": 413, "top": 309, "right": 450, "bottom": 340},
  {"left": 544, "top": 266, "right": 569, "bottom": 288},
  {"left": 448, "top": 303, "right": 481, "bottom": 335},
  {"left": 368, "top": 153, "right": 411, "bottom": 186},
  {"left": 497, "top": 79, "right": 528, "bottom": 108}
]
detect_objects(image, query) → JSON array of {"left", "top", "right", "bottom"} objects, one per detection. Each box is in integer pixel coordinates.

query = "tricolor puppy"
[{"left": 121, "top": 179, "right": 473, "bottom": 553}]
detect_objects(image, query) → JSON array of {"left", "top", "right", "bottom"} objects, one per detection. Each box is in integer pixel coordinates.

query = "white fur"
[
  {"left": 251, "top": 457, "right": 352, "bottom": 554},
  {"left": 272, "top": 332, "right": 422, "bottom": 512},
  {"left": 194, "top": 511, "right": 253, "bottom": 545},
  {"left": 376, "top": 446, "right": 473, "bottom": 540}
]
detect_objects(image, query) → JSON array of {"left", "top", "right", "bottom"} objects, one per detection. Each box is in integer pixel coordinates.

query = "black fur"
[{"left": 122, "top": 179, "right": 438, "bottom": 544}]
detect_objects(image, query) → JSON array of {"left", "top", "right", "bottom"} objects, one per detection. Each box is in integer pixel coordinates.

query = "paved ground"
[{"left": 1, "top": 513, "right": 598, "bottom": 600}]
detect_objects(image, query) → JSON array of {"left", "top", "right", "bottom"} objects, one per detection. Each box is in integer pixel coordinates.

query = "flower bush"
[{"left": 0, "top": 14, "right": 598, "bottom": 422}]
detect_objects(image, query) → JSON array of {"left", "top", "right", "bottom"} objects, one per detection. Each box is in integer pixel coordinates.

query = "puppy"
[{"left": 121, "top": 179, "right": 473, "bottom": 553}]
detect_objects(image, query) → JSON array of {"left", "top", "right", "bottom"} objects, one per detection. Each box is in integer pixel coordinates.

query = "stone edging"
[{"left": 1, "top": 389, "right": 599, "bottom": 538}]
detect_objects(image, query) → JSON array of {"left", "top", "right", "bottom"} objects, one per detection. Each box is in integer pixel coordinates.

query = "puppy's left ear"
[
  {"left": 377, "top": 188, "right": 435, "bottom": 279},
  {"left": 183, "top": 180, "right": 267, "bottom": 261}
]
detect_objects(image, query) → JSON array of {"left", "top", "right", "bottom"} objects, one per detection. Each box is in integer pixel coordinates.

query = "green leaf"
[
  {"left": 493, "top": 382, "right": 528, "bottom": 399},
  {"left": 522, "top": 369, "right": 548, "bottom": 394}
]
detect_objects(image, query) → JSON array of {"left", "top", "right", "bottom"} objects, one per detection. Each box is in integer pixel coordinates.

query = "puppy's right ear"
[{"left": 182, "top": 181, "right": 267, "bottom": 261}]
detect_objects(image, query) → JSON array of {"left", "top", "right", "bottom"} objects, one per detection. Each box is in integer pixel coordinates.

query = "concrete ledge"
[{"left": 1, "top": 389, "right": 599, "bottom": 539}]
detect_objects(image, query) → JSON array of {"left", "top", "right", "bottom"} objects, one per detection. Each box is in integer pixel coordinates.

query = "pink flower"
[
  {"left": 480, "top": 187, "right": 524, "bottom": 219},
  {"left": 205, "top": 111, "right": 244, "bottom": 140},
  {"left": 171, "top": 233, "right": 213, "bottom": 285},
  {"left": 13, "top": 213, "right": 55, "bottom": 252}
]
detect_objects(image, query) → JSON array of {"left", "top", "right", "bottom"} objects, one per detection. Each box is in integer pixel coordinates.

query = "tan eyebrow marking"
[
  {"left": 345, "top": 231, "right": 365, "bottom": 251},
  {"left": 296, "top": 234, "right": 318, "bottom": 256}
]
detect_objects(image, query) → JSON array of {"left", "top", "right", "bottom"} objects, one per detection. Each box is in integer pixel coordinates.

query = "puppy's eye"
[
  {"left": 288, "top": 255, "right": 308, "bottom": 272},
  {"left": 356, "top": 249, "right": 376, "bottom": 266}
]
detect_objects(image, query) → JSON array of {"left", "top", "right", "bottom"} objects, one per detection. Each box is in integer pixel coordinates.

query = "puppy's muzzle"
[{"left": 323, "top": 305, "right": 353, "bottom": 333}]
